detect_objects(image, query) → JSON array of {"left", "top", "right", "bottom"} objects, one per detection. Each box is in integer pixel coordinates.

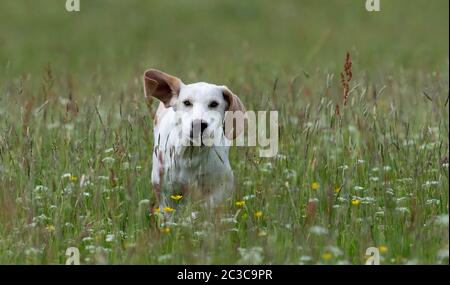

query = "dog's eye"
[
  {"left": 208, "top": 101, "right": 219, "bottom": 108},
  {"left": 183, "top": 100, "right": 192, "bottom": 107}
]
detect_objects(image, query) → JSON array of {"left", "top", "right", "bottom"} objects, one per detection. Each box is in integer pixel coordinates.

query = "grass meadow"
[{"left": 0, "top": 0, "right": 448, "bottom": 264}]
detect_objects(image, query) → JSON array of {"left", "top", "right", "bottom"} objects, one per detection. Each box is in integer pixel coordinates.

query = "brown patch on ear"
[
  {"left": 144, "top": 69, "right": 183, "bottom": 108},
  {"left": 222, "top": 86, "right": 246, "bottom": 140}
]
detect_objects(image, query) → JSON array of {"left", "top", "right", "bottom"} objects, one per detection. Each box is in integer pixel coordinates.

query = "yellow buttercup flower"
[
  {"left": 322, "top": 252, "right": 333, "bottom": 260},
  {"left": 235, "top": 201, "right": 245, "bottom": 207},
  {"left": 160, "top": 227, "right": 171, "bottom": 234},
  {"left": 258, "top": 230, "right": 267, "bottom": 237},
  {"left": 311, "top": 182, "right": 320, "bottom": 191},
  {"left": 154, "top": 208, "right": 161, "bottom": 214},
  {"left": 170, "top": 194, "right": 183, "bottom": 202},
  {"left": 45, "top": 225, "right": 56, "bottom": 232},
  {"left": 70, "top": 175, "right": 78, "bottom": 183},
  {"left": 379, "top": 246, "right": 388, "bottom": 254},
  {"left": 335, "top": 187, "right": 341, "bottom": 194},
  {"left": 163, "top": 207, "right": 175, "bottom": 213},
  {"left": 351, "top": 198, "right": 361, "bottom": 206},
  {"left": 254, "top": 211, "right": 263, "bottom": 218}
]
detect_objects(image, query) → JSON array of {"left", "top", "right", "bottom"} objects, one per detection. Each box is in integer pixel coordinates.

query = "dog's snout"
[
  {"left": 201, "top": 121, "right": 208, "bottom": 132},
  {"left": 192, "top": 119, "right": 208, "bottom": 133}
]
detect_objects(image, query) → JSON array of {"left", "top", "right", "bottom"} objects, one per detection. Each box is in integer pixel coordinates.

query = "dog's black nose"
[
  {"left": 191, "top": 120, "right": 208, "bottom": 139},
  {"left": 200, "top": 121, "right": 208, "bottom": 133}
]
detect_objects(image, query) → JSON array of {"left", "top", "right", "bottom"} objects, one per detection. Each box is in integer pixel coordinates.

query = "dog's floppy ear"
[
  {"left": 222, "top": 86, "right": 246, "bottom": 140},
  {"left": 144, "top": 69, "right": 183, "bottom": 108}
]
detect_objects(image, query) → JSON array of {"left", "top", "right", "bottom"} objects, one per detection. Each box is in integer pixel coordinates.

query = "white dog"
[{"left": 143, "top": 69, "right": 245, "bottom": 208}]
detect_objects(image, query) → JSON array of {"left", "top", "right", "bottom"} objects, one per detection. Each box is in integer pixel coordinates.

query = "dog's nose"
[
  {"left": 191, "top": 119, "right": 208, "bottom": 135},
  {"left": 200, "top": 121, "right": 208, "bottom": 133}
]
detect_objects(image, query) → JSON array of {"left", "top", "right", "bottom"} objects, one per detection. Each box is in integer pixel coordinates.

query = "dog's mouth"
[
  {"left": 189, "top": 130, "right": 215, "bottom": 147},
  {"left": 187, "top": 135, "right": 206, "bottom": 147}
]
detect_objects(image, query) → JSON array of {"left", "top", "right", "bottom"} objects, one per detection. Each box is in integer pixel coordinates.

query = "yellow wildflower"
[
  {"left": 70, "top": 175, "right": 78, "bottom": 183},
  {"left": 170, "top": 194, "right": 183, "bottom": 202},
  {"left": 258, "top": 230, "right": 267, "bottom": 237},
  {"left": 379, "top": 246, "right": 388, "bottom": 254},
  {"left": 322, "top": 252, "right": 333, "bottom": 260},
  {"left": 311, "top": 182, "right": 320, "bottom": 191},
  {"left": 351, "top": 198, "right": 361, "bottom": 206},
  {"left": 254, "top": 211, "right": 263, "bottom": 218},
  {"left": 163, "top": 207, "right": 175, "bottom": 213},
  {"left": 335, "top": 187, "right": 341, "bottom": 194},
  {"left": 160, "top": 227, "right": 171, "bottom": 234},
  {"left": 235, "top": 201, "right": 245, "bottom": 207},
  {"left": 45, "top": 225, "right": 56, "bottom": 232}
]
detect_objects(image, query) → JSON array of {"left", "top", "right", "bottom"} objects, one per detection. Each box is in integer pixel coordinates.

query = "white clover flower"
[
  {"left": 423, "top": 181, "right": 439, "bottom": 188},
  {"left": 395, "top": 207, "right": 410, "bottom": 214},
  {"left": 82, "top": 237, "right": 94, "bottom": 242},
  {"left": 104, "top": 148, "right": 114, "bottom": 153},
  {"left": 238, "top": 247, "right": 264, "bottom": 265},
  {"left": 325, "top": 245, "right": 343, "bottom": 257},
  {"left": 105, "top": 234, "right": 115, "bottom": 242},
  {"left": 34, "top": 185, "right": 48, "bottom": 192},
  {"left": 369, "top": 176, "right": 379, "bottom": 182},
  {"left": 138, "top": 199, "right": 150, "bottom": 207},
  {"left": 426, "top": 199, "right": 440, "bottom": 206},
  {"left": 397, "top": 178, "right": 413, "bottom": 183},
  {"left": 157, "top": 254, "right": 173, "bottom": 263},
  {"left": 437, "top": 248, "right": 449, "bottom": 262},
  {"left": 102, "top": 157, "right": 115, "bottom": 163},
  {"left": 61, "top": 173, "right": 72, "bottom": 179},
  {"left": 435, "top": 215, "right": 449, "bottom": 226},
  {"left": 309, "top": 226, "right": 328, "bottom": 236},
  {"left": 194, "top": 231, "right": 207, "bottom": 237},
  {"left": 299, "top": 255, "right": 312, "bottom": 262},
  {"left": 220, "top": 217, "right": 238, "bottom": 224},
  {"left": 276, "top": 154, "right": 287, "bottom": 160},
  {"left": 243, "top": 194, "right": 256, "bottom": 201},
  {"left": 354, "top": 186, "right": 364, "bottom": 191},
  {"left": 64, "top": 124, "right": 74, "bottom": 130}
]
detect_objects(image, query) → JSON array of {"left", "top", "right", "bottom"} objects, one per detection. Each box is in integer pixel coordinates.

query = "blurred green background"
[{"left": 0, "top": 0, "right": 448, "bottom": 82}]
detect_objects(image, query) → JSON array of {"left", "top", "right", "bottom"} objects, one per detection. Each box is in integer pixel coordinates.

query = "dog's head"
[{"left": 144, "top": 69, "right": 245, "bottom": 146}]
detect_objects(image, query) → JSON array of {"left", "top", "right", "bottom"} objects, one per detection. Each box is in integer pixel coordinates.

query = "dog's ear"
[
  {"left": 144, "top": 69, "right": 183, "bottom": 107},
  {"left": 222, "top": 86, "right": 246, "bottom": 140}
]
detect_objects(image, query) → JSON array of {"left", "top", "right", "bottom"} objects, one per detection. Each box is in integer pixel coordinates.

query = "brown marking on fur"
[
  {"left": 144, "top": 69, "right": 182, "bottom": 108},
  {"left": 222, "top": 86, "right": 246, "bottom": 140}
]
